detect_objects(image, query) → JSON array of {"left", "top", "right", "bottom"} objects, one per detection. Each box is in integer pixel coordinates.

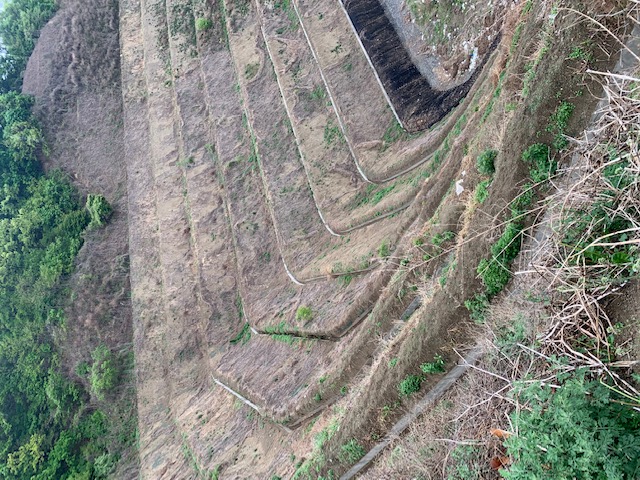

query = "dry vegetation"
[{"left": 365, "top": 4, "right": 640, "bottom": 478}]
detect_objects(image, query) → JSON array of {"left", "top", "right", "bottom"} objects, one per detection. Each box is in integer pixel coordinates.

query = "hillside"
[{"left": 0, "top": 0, "right": 638, "bottom": 478}]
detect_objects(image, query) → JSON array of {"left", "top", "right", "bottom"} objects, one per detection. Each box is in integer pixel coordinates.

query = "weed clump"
[
  {"left": 90, "top": 345, "right": 119, "bottom": 401},
  {"left": 522, "top": 143, "right": 555, "bottom": 183},
  {"left": 473, "top": 179, "right": 491, "bottom": 204},
  {"left": 195, "top": 17, "right": 213, "bottom": 31},
  {"left": 398, "top": 374, "right": 423, "bottom": 396},
  {"left": 340, "top": 439, "right": 366, "bottom": 463},
  {"left": 296, "top": 306, "right": 313, "bottom": 323},
  {"left": 477, "top": 149, "right": 497, "bottom": 176},
  {"left": 420, "top": 354, "right": 445, "bottom": 374},
  {"left": 86, "top": 194, "right": 113, "bottom": 228},
  {"left": 504, "top": 373, "right": 640, "bottom": 479}
]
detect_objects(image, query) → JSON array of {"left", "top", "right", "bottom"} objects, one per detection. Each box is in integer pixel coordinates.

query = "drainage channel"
[{"left": 340, "top": 345, "right": 485, "bottom": 479}]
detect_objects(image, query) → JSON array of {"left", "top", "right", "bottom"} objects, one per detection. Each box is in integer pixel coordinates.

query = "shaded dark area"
[{"left": 343, "top": 0, "right": 498, "bottom": 132}]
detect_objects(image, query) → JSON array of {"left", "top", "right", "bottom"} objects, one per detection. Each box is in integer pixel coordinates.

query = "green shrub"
[
  {"left": 378, "top": 240, "right": 390, "bottom": 258},
  {"left": 503, "top": 374, "right": 640, "bottom": 479},
  {"left": 432, "top": 230, "right": 455, "bottom": 247},
  {"left": 340, "top": 439, "right": 366, "bottom": 463},
  {"left": 509, "top": 185, "right": 534, "bottom": 217},
  {"left": 464, "top": 293, "right": 489, "bottom": 323},
  {"left": 230, "top": 323, "right": 251, "bottom": 345},
  {"left": 474, "top": 179, "right": 491, "bottom": 204},
  {"left": 398, "top": 374, "right": 423, "bottom": 396},
  {"left": 477, "top": 149, "right": 498, "bottom": 176},
  {"left": 295, "top": 306, "right": 313, "bottom": 323},
  {"left": 420, "top": 354, "right": 445, "bottom": 374},
  {"left": 490, "top": 222, "right": 523, "bottom": 261},
  {"left": 478, "top": 222, "right": 523, "bottom": 296},
  {"left": 546, "top": 101, "right": 575, "bottom": 150},
  {"left": 90, "top": 345, "right": 118, "bottom": 401},
  {"left": 522, "top": 143, "right": 555, "bottom": 183},
  {"left": 86, "top": 194, "right": 113, "bottom": 228},
  {"left": 195, "top": 17, "right": 213, "bottom": 31},
  {"left": 93, "top": 453, "right": 117, "bottom": 478}
]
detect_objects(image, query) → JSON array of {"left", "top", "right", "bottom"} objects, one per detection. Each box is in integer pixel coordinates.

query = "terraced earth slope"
[
  {"left": 24, "top": 0, "right": 637, "bottom": 477},
  {"left": 115, "top": 0, "right": 509, "bottom": 474}
]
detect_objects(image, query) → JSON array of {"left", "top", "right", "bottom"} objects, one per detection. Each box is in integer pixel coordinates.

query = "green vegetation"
[
  {"left": 310, "top": 85, "right": 326, "bottom": 101},
  {"left": 0, "top": 0, "right": 57, "bottom": 91},
  {"left": 477, "top": 222, "right": 523, "bottom": 296},
  {"left": 476, "top": 149, "right": 497, "bottom": 176},
  {"left": 292, "top": 419, "right": 340, "bottom": 479},
  {"left": 431, "top": 230, "right": 455, "bottom": 247},
  {"left": 503, "top": 373, "right": 640, "bottom": 479},
  {"left": 546, "top": 101, "right": 575, "bottom": 150},
  {"left": 473, "top": 179, "right": 491, "bottom": 204},
  {"left": 420, "top": 354, "right": 445, "bottom": 374},
  {"left": 244, "top": 62, "right": 259, "bottom": 80},
  {"left": 568, "top": 43, "right": 593, "bottom": 63},
  {"left": 398, "top": 374, "right": 423, "bottom": 396},
  {"left": 323, "top": 120, "right": 343, "bottom": 148},
  {"left": 89, "top": 345, "right": 119, "bottom": 401},
  {"left": 296, "top": 306, "right": 313, "bottom": 323},
  {"left": 464, "top": 293, "right": 489, "bottom": 324},
  {"left": 263, "top": 321, "right": 298, "bottom": 345},
  {"left": 522, "top": 143, "right": 554, "bottom": 183},
  {"left": 446, "top": 445, "right": 484, "bottom": 480},
  {"left": 230, "top": 323, "right": 251, "bottom": 345},
  {"left": 273, "top": 0, "right": 299, "bottom": 33},
  {"left": 377, "top": 240, "right": 390, "bottom": 258},
  {"left": 0, "top": 2, "right": 133, "bottom": 476},
  {"left": 86, "top": 194, "right": 113, "bottom": 228},
  {"left": 468, "top": 142, "right": 554, "bottom": 319},
  {"left": 195, "top": 17, "right": 213, "bottom": 32},
  {"left": 339, "top": 439, "right": 366, "bottom": 463},
  {"left": 351, "top": 183, "right": 396, "bottom": 209}
]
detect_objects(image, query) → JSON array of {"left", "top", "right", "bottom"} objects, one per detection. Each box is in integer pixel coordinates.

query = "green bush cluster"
[
  {"left": 467, "top": 142, "right": 554, "bottom": 320},
  {"left": 473, "top": 179, "right": 491, "bottom": 204},
  {"left": 522, "top": 143, "right": 555, "bottom": 183},
  {"left": 420, "top": 354, "right": 445, "bottom": 374},
  {"left": 503, "top": 373, "right": 640, "bottom": 479},
  {"left": 86, "top": 194, "right": 113, "bottom": 228},
  {"left": 464, "top": 293, "right": 490, "bottom": 323},
  {"left": 295, "top": 306, "right": 313, "bottom": 323},
  {"left": 195, "top": 17, "right": 213, "bottom": 31},
  {"left": 89, "top": 345, "right": 119, "bottom": 401},
  {"left": 477, "top": 221, "right": 523, "bottom": 296},
  {"left": 546, "top": 101, "right": 575, "bottom": 150},
  {"left": 398, "top": 374, "right": 423, "bottom": 396},
  {"left": 339, "top": 439, "right": 366, "bottom": 463},
  {"left": 476, "top": 149, "right": 498, "bottom": 176}
]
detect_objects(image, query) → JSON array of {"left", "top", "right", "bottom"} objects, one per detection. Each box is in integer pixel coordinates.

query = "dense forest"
[{"left": 0, "top": 1, "right": 124, "bottom": 477}]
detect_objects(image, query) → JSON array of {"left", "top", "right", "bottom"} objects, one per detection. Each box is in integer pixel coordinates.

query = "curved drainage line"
[
  {"left": 284, "top": 4, "right": 374, "bottom": 184},
  {"left": 258, "top": 27, "right": 410, "bottom": 240},
  {"left": 290, "top": 0, "right": 448, "bottom": 185},
  {"left": 253, "top": 303, "right": 374, "bottom": 341},
  {"left": 331, "top": 0, "right": 404, "bottom": 131},
  {"left": 212, "top": 376, "right": 293, "bottom": 433},
  {"left": 340, "top": 345, "right": 485, "bottom": 479},
  {"left": 283, "top": 258, "right": 305, "bottom": 286}
]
